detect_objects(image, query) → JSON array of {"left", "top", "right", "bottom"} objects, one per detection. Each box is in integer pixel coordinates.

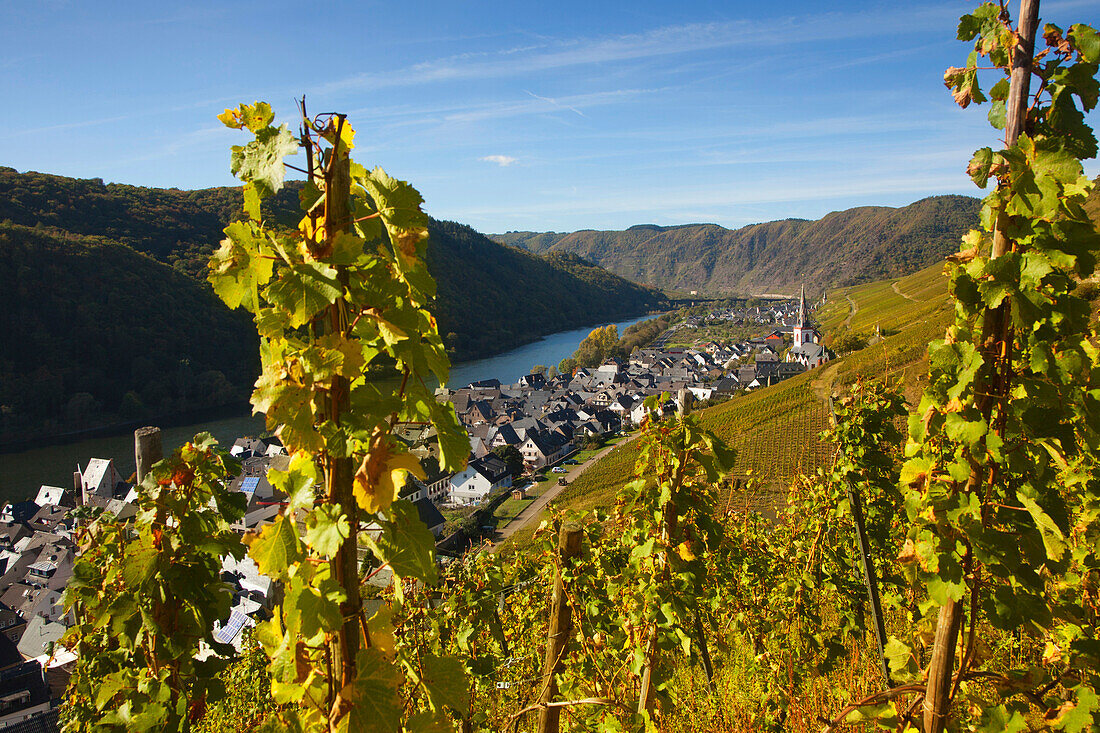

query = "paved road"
[{"left": 491, "top": 433, "right": 641, "bottom": 552}]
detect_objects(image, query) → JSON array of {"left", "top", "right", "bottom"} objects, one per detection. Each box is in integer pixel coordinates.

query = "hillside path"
[
  {"left": 892, "top": 281, "right": 918, "bottom": 302},
  {"left": 491, "top": 433, "right": 642, "bottom": 552},
  {"left": 843, "top": 295, "right": 858, "bottom": 327}
]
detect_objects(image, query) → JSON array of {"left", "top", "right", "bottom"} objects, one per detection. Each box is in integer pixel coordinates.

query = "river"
[{"left": 0, "top": 314, "right": 654, "bottom": 502}]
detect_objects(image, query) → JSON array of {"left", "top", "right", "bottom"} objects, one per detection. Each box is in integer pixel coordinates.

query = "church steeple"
[{"left": 793, "top": 283, "right": 814, "bottom": 348}]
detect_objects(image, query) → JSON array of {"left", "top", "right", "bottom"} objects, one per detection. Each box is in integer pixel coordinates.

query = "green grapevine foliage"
[
  {"left": 62, "top": 435, "right": 248, "bottom": 731},
  {"left": 209, "top": 102, "right": 470, "bottom": 732}
]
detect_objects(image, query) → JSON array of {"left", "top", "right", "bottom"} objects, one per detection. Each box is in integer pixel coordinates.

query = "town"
[{"left": 0, "top": 289, "right": 828, "bottom": 730}]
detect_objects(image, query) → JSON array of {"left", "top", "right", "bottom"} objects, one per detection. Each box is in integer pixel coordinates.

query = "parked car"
[
  {"left": 551, "top": 466, "right": 567, "bottom": 473},
  {"left": 557, "top": 478, "right": 568, "bottom": 486},
  {"left": 563, "top": 459, "right": 580, "bottom": 465}
]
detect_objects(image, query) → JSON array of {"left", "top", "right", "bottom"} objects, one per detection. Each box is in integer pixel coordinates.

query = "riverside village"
[{"left": 0, "top": 289, "right": 829, "bottom": 730}]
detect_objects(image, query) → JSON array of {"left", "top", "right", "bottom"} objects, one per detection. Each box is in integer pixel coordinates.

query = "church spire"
[{"left": 798, "top": 283, "right": 806, "bottom": 327}]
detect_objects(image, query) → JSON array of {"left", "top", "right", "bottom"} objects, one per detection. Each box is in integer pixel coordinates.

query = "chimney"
[
  {"left": 72, "top": 470, "right": 84, "bottom": 507},
  {"left": 134, "top": 426, "right": 163, "bottom": 484}
]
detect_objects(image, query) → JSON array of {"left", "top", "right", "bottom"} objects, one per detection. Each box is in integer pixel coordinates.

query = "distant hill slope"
[
  {"left": 425, "top": 221, "right": 664, "bottom": 357},
  {"left": 0, "top": 167, "right": 665, "bottom": 360},
  {"left": 0, "top": 222, "right": 258, "bottom": 446},
  {"left": 0, "top": 168, "right": 665, "bottom": 445},
  {"left": 493, "top": 195, "right": 981, "bottom": 294}
]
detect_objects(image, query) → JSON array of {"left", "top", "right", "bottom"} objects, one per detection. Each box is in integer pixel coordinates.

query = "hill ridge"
[{"left": 492, "top": 194, "right": 982, "bottom": 294}]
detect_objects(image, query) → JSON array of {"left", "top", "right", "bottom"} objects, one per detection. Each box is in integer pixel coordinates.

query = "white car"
[{"left": 551, "top": 466, "right": 567, "bottom": 473}]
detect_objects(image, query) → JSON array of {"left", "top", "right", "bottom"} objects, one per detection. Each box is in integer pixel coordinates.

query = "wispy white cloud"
[
  {"left": 523, "top": 89, "right": 586, "bottom": 117},
  {"left": 316, "top": 5, "right": 960, "bottom": 96},
  {"left": 341, "top": 88, "right": 663, "bottom": 138},
  {"left": 480, "top": 155, "right": 517, "bottom": 167},
  {"left": 451, "top": 168, "right": 972, "bottom": 229}
]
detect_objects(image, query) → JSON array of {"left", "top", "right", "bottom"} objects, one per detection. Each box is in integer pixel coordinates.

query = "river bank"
[{"left": 0, "top": 313, "right": 657, "bottom": 503}]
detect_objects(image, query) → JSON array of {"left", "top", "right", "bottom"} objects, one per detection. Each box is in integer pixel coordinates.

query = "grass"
[{"left": 493, "top": 496, "right": 532, "bottom": 523}]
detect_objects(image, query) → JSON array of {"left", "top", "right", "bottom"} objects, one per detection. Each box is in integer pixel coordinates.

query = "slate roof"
[
  {"left": 16, "top": 616, "right": 66, "bottom": 659},
  {"left": 470, "top": 455, "right": 511, "bottom": 482},
  {"left": 0, "top": 709, "right": 60, "bottom": 733},
  {"left": 414, "top": 498, "right": 446, "bottom": 531}
]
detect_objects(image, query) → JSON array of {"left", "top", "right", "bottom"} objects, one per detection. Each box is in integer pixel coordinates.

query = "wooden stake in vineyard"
[
  {"left": 923, "top": 1, "right": 1039, "bottom": 730},
  {"left": 294, "top": 103, "right": 365, "bottom": 713},
  {"left": 537, "top": 523, "right": 584, "bottom": 733}
]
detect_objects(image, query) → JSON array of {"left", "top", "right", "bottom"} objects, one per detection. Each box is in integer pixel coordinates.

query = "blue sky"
[{"left": 2, "top": 0, "right": 1098, "bottom": 233}]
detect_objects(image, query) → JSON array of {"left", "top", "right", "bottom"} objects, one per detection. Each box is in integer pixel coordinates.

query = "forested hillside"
[
  {"left": 425, "top": 222, "right": 661, "bottom": 357},
  {"left": 494, "top": 194, "right": 980, "bottom": 294},
  {"left": 0, "top": 168, "right": 664, "bottom": 445},
  {"left": 0, "top": 222, "right": 258, "bottom": 445}
]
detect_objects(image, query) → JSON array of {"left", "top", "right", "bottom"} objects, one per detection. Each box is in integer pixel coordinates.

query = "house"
[
  {"left": 0, "top": 634, "right": 59, "bottom": 730},
  {"left": 32, "top": 488, "right": 72, "bottom": 510},
  {"left": 230, "top": 436, "right": 285, "bottom": 459},
  {"left": 712, "top": 377, "right": 740, "bottom": 395},
  {"left": 420, "top": 465, "right": 454, "bottom": 506},
  {"left": 776, "top": 362, "right": 808, "bottom": 380},
  {"left": 449, "top": 455, "right": 512, "bottom": 505},
  {"left": 607, "top": 395, "right": 635, "bottom": 420},
  {"left": 788, "top": 342, "right": 831, "bottom": 369},
  {"left": 210, "top": 552, "right": 276, "bottom": 655},
  {"left": 518, "top": 373, "right": 547, "bottom": 389},
  {"left": 0, "top": 526, "right": 30, "bottom": 555},
  {"left": 221, "top": 554, "right": 273, "bottom": 600},
  {"left": 228, "top": 456, "right": 288, "bottom": 532},
  {"left": 415, "top": 499, "right": 447, "bottom": 538},
  {"left": 468, "top": 436, "right": 490, "bottom": 459},
  {"left": 77, "top": 458, "right": 124, "bottom": 502},
  {"left": 16, "top": 613, "right": 68, "bottom": 663},
  {"left": 518, "top": 432, "right": 572, "bottom": 471},
  {"left": 468, "top": 379, "right": 502, "bottom": 390},
  {"left": 686, "top": 385, "right": 715, "bottom": 402},
  {"left": 0, "top": 603, "right": 26, "bottom": 646}
]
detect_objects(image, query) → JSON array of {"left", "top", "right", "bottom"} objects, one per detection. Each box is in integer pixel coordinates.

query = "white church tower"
[{"left": 792, "top": 284, "right": 817, "bottom": 347}]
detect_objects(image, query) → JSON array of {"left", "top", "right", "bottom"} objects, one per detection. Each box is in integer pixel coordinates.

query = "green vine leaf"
[
  {"left": 305, "top": 504, "right": 351, "bottom": 558},
  {"left": 364, "top": 500, "right": 439, "bottom": 586},
  {"left": 230, "top": 123, "right": 299, "bottom": 196},
  {"left": 245, "top": 514, "right": 303, "bottom": 580}
]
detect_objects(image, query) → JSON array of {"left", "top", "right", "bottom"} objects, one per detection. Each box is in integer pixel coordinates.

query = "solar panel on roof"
[
  {"left": 240, "top": 477, "right": 260, "bottom": 495},
  {"left": 214, "top": 610, "right": 248, "bottom": 645}
]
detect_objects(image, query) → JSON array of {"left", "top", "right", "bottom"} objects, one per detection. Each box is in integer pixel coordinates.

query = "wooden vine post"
[
  {"left": 923, "top": 1, "right": 1039, "bottom": 729},
  {"left": 537, "top": 522, "right": 584, "bottom": 733},
  {"left": 637, "top": 492, "right": 678, "bottom": 715},
  {"left": 309, "top": 110, "right": 363, "bottom": 698},
  {"left": 846, "top": 485, "right": 892, "bottom": 688}
]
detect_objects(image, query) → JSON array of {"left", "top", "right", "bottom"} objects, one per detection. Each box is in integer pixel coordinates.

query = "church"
[{"left": 787, "top": 285, "right": 832, "bottom": 369}]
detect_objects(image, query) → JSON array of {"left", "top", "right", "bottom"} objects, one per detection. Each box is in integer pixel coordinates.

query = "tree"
[
  {"left": 492, "top": 444, "right": 524, "bottom": 476},
  {"left": 830, "top": 329, "right": 869, "bottom": 354}
]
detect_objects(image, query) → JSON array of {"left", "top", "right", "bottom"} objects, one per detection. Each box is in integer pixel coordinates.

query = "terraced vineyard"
[
  {"left": 818, "top": 262, "right": 953, "bottom": 401},
  {"left": 701, "top": 373, "right": 829, "bottom": 476},
  {"left": 522, "top": 369, "right": 834, "bottom": 538}
]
